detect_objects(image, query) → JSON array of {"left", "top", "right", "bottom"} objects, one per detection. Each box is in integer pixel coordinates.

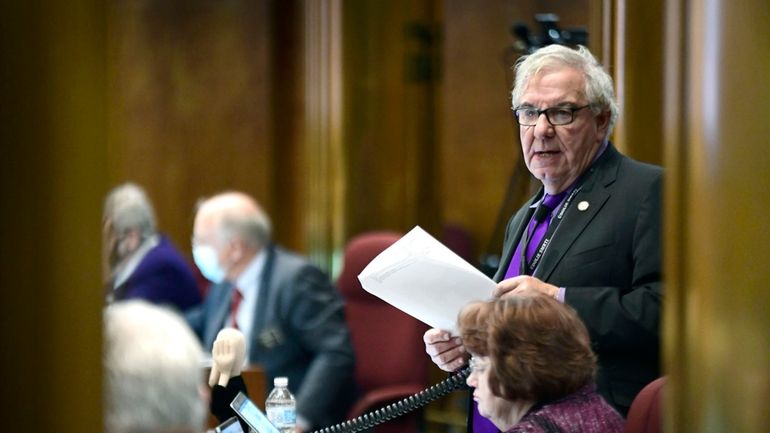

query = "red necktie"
[{"left": 230, "top": 288, "right": 243, "bottom": 329}]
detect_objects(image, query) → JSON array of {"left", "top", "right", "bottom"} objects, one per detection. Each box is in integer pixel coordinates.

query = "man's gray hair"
[
  {"left": 104, "top": 183, "right": 157, "bottom": 238},
  {"left": 511, "top": 44, "right": 620, "bottom": 135},
  {"left": 218, "top": 205, "right": 272, "bottom": 248},
  {"left": 104, "top": 300, "right": 205, "bottom": 433},
  {"left": 199, "top": 192, "right": 272, "bottom": 248}
]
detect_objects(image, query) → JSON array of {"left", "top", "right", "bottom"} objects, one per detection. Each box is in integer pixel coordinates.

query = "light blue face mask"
[{"left": 192, "top": 245, "right": 226, "bottom": 284}]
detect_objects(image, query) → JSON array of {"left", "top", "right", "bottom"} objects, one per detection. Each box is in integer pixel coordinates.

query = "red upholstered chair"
[
  {"left": 337, "top": 231, "right": 430, "bottom": 433},
  {"left": 443, "top": 224, "right": 474, "bottom": 263},
  {"left": 623, "top": 377, "right": 666, "bottom": 433}
]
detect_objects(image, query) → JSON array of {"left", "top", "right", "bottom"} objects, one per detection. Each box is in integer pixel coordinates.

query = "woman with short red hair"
[{"left": 458, "top": 293, "right": 623, "bottom": 433}]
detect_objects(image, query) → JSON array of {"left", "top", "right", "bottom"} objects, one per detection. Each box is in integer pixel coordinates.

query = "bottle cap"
[{"left": 274, "top": 376, "right": 289, "bottom": 387}]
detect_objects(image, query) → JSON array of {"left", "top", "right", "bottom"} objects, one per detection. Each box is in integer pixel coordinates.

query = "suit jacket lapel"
[
  {"left": 204, "top": 283, "right": 234, "bottom": 348},
  {"left": 534, "top": 145, "right": 621, "bottom": 281},
  {"left": 249, "top": 244, "right": 276, "bottom": 361},
  {"left": 534, "top": 187, "right": 609, "bottom": 281}
]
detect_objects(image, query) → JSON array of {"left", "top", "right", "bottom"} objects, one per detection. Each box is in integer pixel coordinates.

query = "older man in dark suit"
[
  {"left": 185, "top": 191, "right": 356, "bottom": 432},
  {"left": 424, "top": 44, "right": 662, "bottom": 422}
]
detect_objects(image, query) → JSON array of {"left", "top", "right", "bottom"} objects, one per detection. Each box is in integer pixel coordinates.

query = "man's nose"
[{"left": 533, "top": 112, "right": 554, "bottom": 138}]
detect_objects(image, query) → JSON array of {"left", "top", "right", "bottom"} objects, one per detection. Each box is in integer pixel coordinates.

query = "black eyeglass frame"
[{"left": 513, "top": 104, "right": 593, "bottom": 126}]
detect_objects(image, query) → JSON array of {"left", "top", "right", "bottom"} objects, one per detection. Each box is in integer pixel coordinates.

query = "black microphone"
[{"left": 510, "top": 22, "right": 540, "bottom": 53}]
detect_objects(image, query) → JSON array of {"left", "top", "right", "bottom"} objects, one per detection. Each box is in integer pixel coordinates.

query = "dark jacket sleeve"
[
  {"left": 286, "top": 266, "right": 357, "bottom": 429},
  {"left": 211, "top": 376, "right": 249, "bottom": 432}
]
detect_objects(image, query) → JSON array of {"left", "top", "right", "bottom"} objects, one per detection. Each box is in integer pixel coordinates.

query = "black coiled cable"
[{"left": 311, "top": 367, "right": 471, "bottom": 433}]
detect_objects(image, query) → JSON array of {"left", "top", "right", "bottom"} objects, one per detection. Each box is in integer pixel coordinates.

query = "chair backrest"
[
  {"left": 443, "top": 223, "right": 474, "bottom": 263},
  {"left": 623, "top": 377, "right": 665, "bottom": 433},
  {"left": 337, "top": 231, "right": 429, "bottom": 393}
]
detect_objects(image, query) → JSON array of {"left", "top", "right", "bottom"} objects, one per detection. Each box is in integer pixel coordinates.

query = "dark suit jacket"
[
  {"left": 113, "top": 235, "right": 202, "bottom": 311},
  {"left": 493, "top": 144, "right": 663, "bottom": 414},
  {"left": 187, "top": 244, "right": 357, "bottom": 430}
]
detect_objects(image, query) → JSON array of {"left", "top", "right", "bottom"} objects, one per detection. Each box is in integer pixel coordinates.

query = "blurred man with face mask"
[
  {"left": 102, "top": 182, "right": 201, "bottom": 311},
  {"left": 185, "top": 191, "right": 356, "bottom": 432}
]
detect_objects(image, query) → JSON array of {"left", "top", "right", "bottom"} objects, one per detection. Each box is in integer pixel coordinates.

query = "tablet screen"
[
  {"left": 230, "top": 392, "right": 281, "bottom": 433},
  {"left": 215, "top": 416, "right": 245, "bottom": 433}
]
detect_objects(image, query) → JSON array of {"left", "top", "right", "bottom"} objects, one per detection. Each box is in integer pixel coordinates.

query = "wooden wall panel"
[
  {"left": 304, "top": 0, "right": 345, "bottom": 272},
  {"left": 108, "top": 0, "right": 277, "bottom": 255},
  {"left": 611, "top": 0, "right": 665, "bottom": 164},
  {"left": 0, "top": 2, "right": 106, "bottom": 432},
  {"left": 663, "top": 1, "right": 770, "bottom": 432},
  {"left": 270, "top": 1, "right": 306, "bottom": 252},
  {"left": 341, "top": 1, "right": 441, "bottom": 241}
]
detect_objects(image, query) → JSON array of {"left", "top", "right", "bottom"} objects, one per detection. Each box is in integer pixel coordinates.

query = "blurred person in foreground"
[
  {"left": 459, "top": 293, "right": 624, "bottom": 433},
  {"left": 425, "top": 43, "right": 662, "bottom": 421},
  {"left": 104, "top": 300, "right": 206, "bottom": 433},
  {"left": 102, "top": 182, "right": 201, "bottom": 311},
  {"left": 106, "top": 300, "right": 257, "bottom": 433},
  {"left": 186, "top": 191, "right": 356, "bottom": 432}
]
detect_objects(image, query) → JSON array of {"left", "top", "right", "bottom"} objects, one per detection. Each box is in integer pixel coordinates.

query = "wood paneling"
[
  {"left": 663, "top": 0, "right": 770, "bottom": 432},
  {"left": 108, "top": 0, "right": 277, "bottom": 255},
  {"left": 304, "top": 0, "right": 345, "bottom": 272},
  {"left": 611, "top": 0, "right": 665, "bottom": 164},
  {"left": 0, "top": 2, "right": 106, "bottom": 432},
  {"left": 341, "top": 1, "right": 441, "bottom": 245},
  {"left": 270, "top": 1, "right": 306, "bottom": 251}
]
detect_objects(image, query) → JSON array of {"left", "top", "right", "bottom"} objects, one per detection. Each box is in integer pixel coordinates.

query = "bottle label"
[{"left": 267, "top": 407, "right": 296, "bottom": 428}]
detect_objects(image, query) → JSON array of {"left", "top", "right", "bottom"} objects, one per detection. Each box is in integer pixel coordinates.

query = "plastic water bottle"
[{"left": 266, "top": 376, "right": 296, "bottom": 433}]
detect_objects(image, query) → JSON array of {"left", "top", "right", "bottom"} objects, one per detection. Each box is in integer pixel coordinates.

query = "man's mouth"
[{"left": 534, "top": 150, "right": 559, "bottom": 156}]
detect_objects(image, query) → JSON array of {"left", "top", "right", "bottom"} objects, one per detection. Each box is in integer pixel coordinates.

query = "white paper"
[{"left": 357, "top": 226, "right": 496, "bottom": 335}]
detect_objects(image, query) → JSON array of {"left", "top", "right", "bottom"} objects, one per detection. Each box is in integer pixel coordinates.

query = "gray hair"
[
  {"left": 104, "top": 183, "right": 157, "bottom": 238},
  {"left": 511, "top": 44, "right": 619, "bottom": 135},
  {"left": 199, "top": 192, "right": 272, "bottom": 248},
  {"left": 104, "top": 300, "right": 205, "bottom": 433},
  {"left": 218, "top": 207, "right": 272, "bottom": 248}
]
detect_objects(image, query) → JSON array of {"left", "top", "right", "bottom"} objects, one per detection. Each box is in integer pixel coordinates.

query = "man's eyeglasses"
[{"left": 514, "top": 104, "right": 591, "bottom": 126}]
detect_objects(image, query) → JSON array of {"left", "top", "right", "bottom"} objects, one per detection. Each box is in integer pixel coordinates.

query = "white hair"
[
  {"left": 104, "top": 183, "right": 157, "bottom": 238},
  {"left": 511, "top": 44, "right": 620, "bottom": 135},
  {"left": 104, "top": 300, "right": 205, "bottom": 433},
  {"left": 198, "top": 192, "right": 272, "bottom": 248}
]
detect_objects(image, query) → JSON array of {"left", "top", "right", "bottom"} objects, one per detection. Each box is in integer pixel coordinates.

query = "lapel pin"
[{"left": 577, "top": 201, "right": 589, "bottom": 211}]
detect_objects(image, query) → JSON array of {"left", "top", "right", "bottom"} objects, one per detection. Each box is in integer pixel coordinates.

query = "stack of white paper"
[{"left": 357, "top": 226, "right": 496, "bottom": 335}]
